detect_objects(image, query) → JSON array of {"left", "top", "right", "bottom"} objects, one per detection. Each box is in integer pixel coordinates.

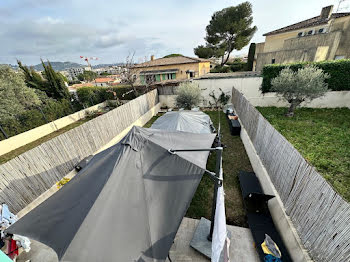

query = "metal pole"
[
  {"left": 168, "top": 148, "right": 219, "bottom": 154},
  {"left": 208, "top": 146, "right": 223, "bottom": 241},
  {"left": 38, "top": 107, "right": 49, "bottom": 124},
  {"left": 0, "top": 124, "right": 9, "bottom": 139},
  {"left": 168, "top": 144, "right": 224, "bottom": 241}
]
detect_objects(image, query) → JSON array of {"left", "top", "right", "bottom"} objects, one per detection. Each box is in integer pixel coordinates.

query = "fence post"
[
  {"left": 38, "top": 106, "right": 49, "bottom": 124},
  {"left": 0, "top": 124, "right": 9, "bottom": 139}
]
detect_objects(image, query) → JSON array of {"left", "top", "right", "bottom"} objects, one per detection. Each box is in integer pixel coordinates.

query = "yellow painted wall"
[
  {"left": 315, "top": 46, "right": 329, "bottom": 61},
  {"left": 255, "top": 16, "right": 350, "bottom": 71},
  {"left": 133, "top": 61, "right": 210, "bottom": 84},
  {"left": 263, "top": 16, "right": 350, "bottom": 53},
  {"left": 264, "top": 24, "right": 331, "bottom": 52}
]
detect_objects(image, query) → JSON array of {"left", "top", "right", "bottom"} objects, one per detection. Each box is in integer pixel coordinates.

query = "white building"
[{"left": 67, "top": 67, "right": 84, "bottom": 80}]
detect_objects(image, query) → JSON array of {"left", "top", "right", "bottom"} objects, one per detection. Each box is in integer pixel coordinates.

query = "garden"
[
  {"left": 258, "top": 107, "right": 350, "bottom": 201},
  {"left": 145, "top": 110, "right": 252, "bottom": 227}
]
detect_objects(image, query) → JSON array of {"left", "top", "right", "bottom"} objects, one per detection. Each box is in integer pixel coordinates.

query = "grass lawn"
[
  {"left": 144, "top": 111, "right": 253, "bottom": 227},
  {"left": 257, "top": 107, "right": 350, "bottom": 201},
  {"left": 0, "top": 115, "right": 98, "bottom": 165}
]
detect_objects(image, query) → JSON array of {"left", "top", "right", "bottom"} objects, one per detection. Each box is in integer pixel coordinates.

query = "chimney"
[
  {"left": 320, "top": 5, "right": 333, "bottom": 20},
  {"left": 151, "top": 55, "right": 155, "bottom": 61}
]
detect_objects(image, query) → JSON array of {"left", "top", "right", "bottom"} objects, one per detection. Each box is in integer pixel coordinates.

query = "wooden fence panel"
[
  {"left": 231, "top": 88, "right": 350, "bottom": 261},
  {"left": 0, "top": 90, "right": 158, "bottom": 213}
]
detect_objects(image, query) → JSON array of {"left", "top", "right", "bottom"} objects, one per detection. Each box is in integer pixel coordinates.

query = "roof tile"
[
  {"left": 132, "top": 56, "right": 210, "bottom": 68},
  {"left": 264, "top": 12, "right": 350, "bottom": 36}
]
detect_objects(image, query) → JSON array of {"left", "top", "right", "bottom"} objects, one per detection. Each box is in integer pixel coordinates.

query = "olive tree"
[
  {"left": 175, "top": 82, "right": 201, "bottom": 109},
  {"left": 271, "top": 66, "right": 329, "bottom": 117},
  {"left": 0, "top": 65, "right": 41, "bottom": 121}
]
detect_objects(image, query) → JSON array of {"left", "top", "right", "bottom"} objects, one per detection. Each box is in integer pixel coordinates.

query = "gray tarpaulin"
[
  {"left": 6, "top": 126, "right": 216, "bottom": 262},
  {"left": 151, "top": 111, "right": 214, "bottom": 134}
]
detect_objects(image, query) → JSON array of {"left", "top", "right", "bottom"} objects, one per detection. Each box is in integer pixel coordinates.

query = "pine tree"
[
  {"left": 17, "top": 60, "right": 47, "bottom": 93},
  {"left": 41, "top": 60, "right": 70, "bottom": 100}
]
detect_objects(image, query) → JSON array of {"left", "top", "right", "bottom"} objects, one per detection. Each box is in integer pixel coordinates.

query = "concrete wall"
[
  {"left": 240, "top": 127, "right": 312, "bottom": 262},
  {"left": 255, "top": 31, "right": 343, "bottom": 71},
  {"left": 0, "top": 102, "right": 106, "bottom": 157},
  {"left": 158, "top": 75, "right": 350, "bottom": 109}
]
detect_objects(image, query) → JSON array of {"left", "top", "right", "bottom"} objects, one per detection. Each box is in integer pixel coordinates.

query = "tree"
[
  {"left": 195, "top": 2, "right": 257, "bottom": 66},
  {"left": 41, "top": 59, "right": 70, "bottom": 100},
  {"left": 121, "top": 53, "right": 139, "bottom": 96},
  {"left": 246, "top": 43, "right": 256, "bottom": 71},
  {"left": 17, "top": 60, "right": 47, "bottom": 92},
  {"left": 77, "top": 71, "right": 97, "bottom": 82},
  {"left": 18, "top": 59, "right": 70, "bottom": 100},
  {"left": 0, "top": 65, "right": 41, "bottom": 121},
  {"left": 175, "top": 82, "right": 201, "bottom": 109},
  {"left": 271, "top": 66, "right": 329, "bottom": 117},
  {"left": 163, "top": 54, "right": 183, "bottom": 58},
  {"left": 194, "top": 45, "right": 215, "bottom": 59}
]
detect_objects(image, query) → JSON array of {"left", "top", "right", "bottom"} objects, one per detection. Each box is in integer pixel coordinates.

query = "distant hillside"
[
  {"left": 2, "top": 61, "right": 125, "bottom": 71},
  {"left": 32, "top": 62, "right": 84, "bottom": 71}
]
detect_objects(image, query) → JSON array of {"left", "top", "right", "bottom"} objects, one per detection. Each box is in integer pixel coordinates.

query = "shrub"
[
  {"left": 0, "top": 99, "right": 74, "bottom": 140},
  {"left": 271, "top": 66, "right": 329, "bottom": 117},
  {"left": 208, "top": 88, "right": 231, "bottom": 108},
  {"left": 261, "top": 59, "right": 350, "bottom": 92},
  {"left": 210, "top": 65, "right": 231, "bottom": 73},
  {"left": 76, "top": 86, "right": 139, "bottom": 107},
  {"left": 175, "top": 82, "right": 201, "bottom": 109},
  {"left": 246, "top": 43, "right": 256, "bottom": 71}
]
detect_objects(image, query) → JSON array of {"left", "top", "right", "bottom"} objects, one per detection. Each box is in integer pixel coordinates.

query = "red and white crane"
[{"left": 80, "top": 56, "right": 99, "bottom": 68}]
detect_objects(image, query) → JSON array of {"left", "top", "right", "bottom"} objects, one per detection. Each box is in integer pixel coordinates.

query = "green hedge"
[
  {"left": 261, "top": 59, "right": 350, "bottom": 93},
  {"left": 210, "top": 62, "right": 247, "bottom": 73},
  {"left": 76, "top": 86, "right": 139, "bottom": 107},
  {"left": 0, "top": 99, "right": 75, "bottom": 140}
]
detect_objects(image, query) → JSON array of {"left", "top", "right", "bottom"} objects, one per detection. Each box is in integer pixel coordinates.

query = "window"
[
  {"left": 307, "top": 30, "right": 314, "bottom": 35},
  {"left": 271, "top": 58, "right": 276, "bottom": 64},
  {"left": 297, "top": 32, "right": 304, "bottom": 37},
  {"left": 189, "top": 72, "right": 194, "bottom": 78},
  {"left": 163, "top": 73, "right": 175, "bottom": 80},
  {"left": 335, "top": 55, "right": 345, "bottom": 60},
  {"left": 318, "top": 28, "right": 326, "bottom": 34},
  {"left": 145, "top": 75, "right": 156, "bottom": 83}
]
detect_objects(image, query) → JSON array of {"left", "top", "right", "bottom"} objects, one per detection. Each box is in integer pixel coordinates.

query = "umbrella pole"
[
  {"left": 207, "top": 146, "right": 222, "bottom": 241},
  {"left": 168, "top": 146, "right": 223, "bottom": 241}
]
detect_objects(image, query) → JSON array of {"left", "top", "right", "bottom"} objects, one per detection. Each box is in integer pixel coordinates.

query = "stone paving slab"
[{"left": 168, "top": 217, "right": 259, "bottom": 262}]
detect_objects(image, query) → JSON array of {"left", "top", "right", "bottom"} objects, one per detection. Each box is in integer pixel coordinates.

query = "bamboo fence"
[
  {"left": 232, "top": 88, "right": 350, "bottom": 261},
  {"left": 0, "top": 90, "right": 158, "bottom": 214}
]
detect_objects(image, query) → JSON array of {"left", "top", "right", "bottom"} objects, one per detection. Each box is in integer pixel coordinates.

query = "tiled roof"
[
  {"left": 132, "top": 56, "right": 210, "bottom": 68},
  {"left": 263, "top": 12, "right": 350, "bottom": 36},
  {"left": 94, "top": 78, "right": 114, "bottom": 83}
]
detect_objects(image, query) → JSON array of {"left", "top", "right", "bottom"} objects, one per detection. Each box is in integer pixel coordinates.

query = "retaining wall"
[{"left": 158, "top": 74, "right": 350, "bottom": 108}]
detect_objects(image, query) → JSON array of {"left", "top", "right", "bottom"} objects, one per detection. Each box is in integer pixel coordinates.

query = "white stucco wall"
[{"left": 159, "top": 76, "right": 350, "bottom": 109}]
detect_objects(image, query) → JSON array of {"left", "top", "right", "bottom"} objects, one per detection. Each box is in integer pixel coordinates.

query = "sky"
[{"left": 0, "top": 0, "right": 348, "bottom": 65}]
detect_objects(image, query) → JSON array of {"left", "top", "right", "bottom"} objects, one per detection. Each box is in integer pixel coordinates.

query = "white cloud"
[{"left": 36, "top": 16, "right": 64, "bottom": 25}]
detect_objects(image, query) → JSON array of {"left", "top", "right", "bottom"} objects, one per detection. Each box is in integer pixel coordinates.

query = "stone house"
[
  {"left": 254, "top": 5, "right": 350, "bottom": 71},
  {"left": 131, "top": 55, "right": 210, "bottom": 85}
]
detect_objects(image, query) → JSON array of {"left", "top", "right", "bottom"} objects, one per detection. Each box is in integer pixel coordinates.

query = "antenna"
[
  {"left": 328, "top": 0, "right": 348, "bottom": 33},
  {"left": 336, "top": 0, "right": 349, "bottom": 12}
]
